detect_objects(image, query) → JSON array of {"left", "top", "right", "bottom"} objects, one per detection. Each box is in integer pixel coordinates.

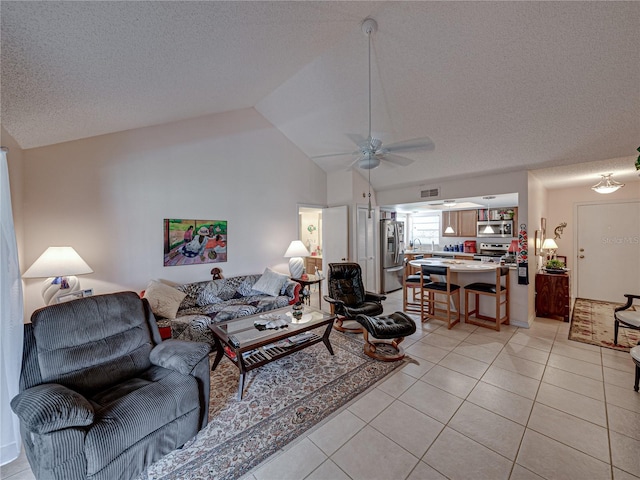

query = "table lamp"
[
  {"left": 284, "top": 240, "right": 310, "bottom": 278},
  {"left": 541, "top": 238, "right": 558, "bottom": 259},
  {"left": 23, "top": 246, "right": 93, "bottom": 305}
]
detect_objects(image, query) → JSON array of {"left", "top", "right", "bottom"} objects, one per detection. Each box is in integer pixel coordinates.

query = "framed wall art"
[{"left": 163, "top": 219, "right": 227, "bottom": 266}]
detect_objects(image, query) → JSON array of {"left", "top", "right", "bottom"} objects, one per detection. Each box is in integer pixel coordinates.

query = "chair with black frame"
[
  {"left": 420, "top": 265, "right": 460, "bottom": 329},
  {"left": 464, "top": 266, "right": 510, "bottom": 331},
  {"left": 403, "top": 255, "right": 425, "bottom": 313},
  {"left": 324, "top": 262, "right": 386, "bottom": 333},
  {"left": 614, "top": 294, "right": 640, "bottom": 346}
]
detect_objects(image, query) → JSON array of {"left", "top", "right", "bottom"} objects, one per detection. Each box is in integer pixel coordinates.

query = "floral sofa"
[{"left": 146, "top": 271, "right": 300, "bottom": 346}]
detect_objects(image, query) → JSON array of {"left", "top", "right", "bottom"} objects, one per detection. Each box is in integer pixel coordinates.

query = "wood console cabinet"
[
  {"left": 535, "top": 272, "right": 570, "bottom": 321},
  {"left": 305, "top": 256, "right": 322, "bottom": 275}
]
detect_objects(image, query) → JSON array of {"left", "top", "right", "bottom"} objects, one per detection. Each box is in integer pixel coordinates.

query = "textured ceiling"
[{"left": 2, "top": 1, "right": 639, "bottom": 191}]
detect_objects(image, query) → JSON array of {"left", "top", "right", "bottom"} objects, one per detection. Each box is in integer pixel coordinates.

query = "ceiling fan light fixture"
[{"left": 591, "top": 174, "right": 624, "bottom": 194}]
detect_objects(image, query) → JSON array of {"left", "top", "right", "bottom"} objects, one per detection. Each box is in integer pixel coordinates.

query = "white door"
[
  {"left": 356, "top": 205, "right": 376, "bottom": 288},
  {"left": 577, "top": 201, "right": 640, "bottom": 302}
]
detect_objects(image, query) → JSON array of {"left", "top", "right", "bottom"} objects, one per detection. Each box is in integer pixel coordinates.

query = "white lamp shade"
[
  {"left": 541, "top": 238, "right": 558, "bottom": 250},
  {"left": 23, "top": 246, "right": 93, "bottom": 278},
  {"left": 283, "top": 241, "right": 310, "bottom": 258}
]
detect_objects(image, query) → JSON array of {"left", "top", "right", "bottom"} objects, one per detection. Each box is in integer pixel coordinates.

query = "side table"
[
  {"left": 291, "top": 274, "right": 323, "bottom": 308},
  {"left": 535, "top": 271, "right": 570, "bottom": 321}
]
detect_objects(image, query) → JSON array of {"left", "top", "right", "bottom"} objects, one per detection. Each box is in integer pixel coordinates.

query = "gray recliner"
[{"left": 10, "top": 291, "right": 211, "bottom": 480}]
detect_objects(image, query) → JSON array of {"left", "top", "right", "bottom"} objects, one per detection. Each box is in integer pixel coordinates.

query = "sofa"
[
  {"left": 11, "top": 291, "right": 211, "bottom": 480},
  {"left": 145, "top": 269, "right": 301, "bottom": 346}
]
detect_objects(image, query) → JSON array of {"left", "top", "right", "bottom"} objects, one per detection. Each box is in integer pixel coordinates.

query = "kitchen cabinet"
[
  {"left": 305, "top": 256, "right": 322, "bottom": 275},
  {"left": 442, "top": 209, "right": 477, "bottom": 237},
  {"left": 442, "top": 211, "right": 459, "bottom": 237},
  {"left": 535, "top": 272, "right": 570, "bottom": 321}
]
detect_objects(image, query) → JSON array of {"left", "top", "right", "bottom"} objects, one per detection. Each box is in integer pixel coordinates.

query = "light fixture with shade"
[
  {"left": 444, "top": 200, "right": 456, "bottom": 234},
  {"left": 541, "top": 238, "right": 559, "bottom": 259},
  {"left": 482, "top": 196, "right": 496, "bottom": 234},
  {"left": 22, "top": 246, "right": 93, "bottom": 305},
  {"left": 283, "top": 240, "right": 310, "bottom": 278},
  {"left": 591, "top": 174, "right": 624, "bottom": 194}
]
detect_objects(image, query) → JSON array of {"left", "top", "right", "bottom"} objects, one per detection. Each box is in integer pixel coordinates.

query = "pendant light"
[
  {"left": 444, "top": 200, "right": 456, "bottom": 234},
  {"left": 482, "top": 196, "right": 495, "bottom": 234},
  {"left": 591, "top": 174, "right": 624, "bottom": 194}
]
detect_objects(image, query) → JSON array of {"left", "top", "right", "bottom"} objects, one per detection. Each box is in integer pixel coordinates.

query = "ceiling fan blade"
[
  {"left": 383, "top": 137, "right": 435, "bottom": 153},
  {"left": 310, "top": 151, "right": 357, "bottom": 160},
  {"left": 379, "top": 153, "right": 415, "bottom": 167},
  {"left": 345, "top": 133, "right": 368, "bottom": 147}
]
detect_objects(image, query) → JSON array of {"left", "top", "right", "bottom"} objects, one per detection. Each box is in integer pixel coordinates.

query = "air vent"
[{"left": 420, "top": 187, "right": 440, "bottom": 198}]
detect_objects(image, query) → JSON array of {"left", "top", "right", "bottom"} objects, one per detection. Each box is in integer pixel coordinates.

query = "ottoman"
[{"left": 356, "top": 312, "right": 417, "bottom": 362}]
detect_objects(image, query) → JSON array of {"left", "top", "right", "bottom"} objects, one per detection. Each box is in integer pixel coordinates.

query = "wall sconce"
[{"left": 22, "top": 246, "right": 93, "bottom": 305}]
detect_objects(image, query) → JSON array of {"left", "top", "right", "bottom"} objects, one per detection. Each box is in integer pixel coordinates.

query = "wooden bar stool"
[
  {"left": 464, "top": 266, "right": 510, "bottom": 331},
  {"left": 403, "top": 256, "right": 425, "bottom": 313},
  {"left": 420, "top": 265, "right": 460, "bottom": 329}
]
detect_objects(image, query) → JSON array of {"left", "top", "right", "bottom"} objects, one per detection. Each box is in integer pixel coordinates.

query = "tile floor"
[{"left": 4, "top": 289, "right": 640, "bottom": 480}]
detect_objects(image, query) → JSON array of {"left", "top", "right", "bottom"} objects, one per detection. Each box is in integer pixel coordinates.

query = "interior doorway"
[{"left": 576, "top": 200, "right": 640, "bottom": 302}]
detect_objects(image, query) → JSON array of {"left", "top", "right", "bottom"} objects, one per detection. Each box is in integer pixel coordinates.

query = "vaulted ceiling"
[{"left": 2, "top": 1, "right": 639, "bottom": 191}]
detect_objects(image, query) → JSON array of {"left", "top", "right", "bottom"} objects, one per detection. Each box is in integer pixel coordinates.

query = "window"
[{"left": 410, "top": 214, "right": 440, "bottom": 246}]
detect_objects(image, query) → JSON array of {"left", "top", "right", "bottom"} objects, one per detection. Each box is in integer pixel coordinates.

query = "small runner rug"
[
  {"left": 569, "top": 298, "right": 639, "bottom": 351},
  {"left": 139, "top": 329, "right": 404, "bottom": 480}
]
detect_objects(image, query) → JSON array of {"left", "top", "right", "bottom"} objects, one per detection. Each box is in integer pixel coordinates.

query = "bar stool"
[
  {"left": 420, "top": 265, "right": 460, "bottom": 329},
  {"left": 464, "top": 266, "right": 510, "bottom": 331},
  {"left": 403, "top": 255, "right": 425, "bottom": 313}
]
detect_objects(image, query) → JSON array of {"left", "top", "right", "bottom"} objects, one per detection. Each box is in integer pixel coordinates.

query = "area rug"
[
  {"left": 139, "top": 329, "right": 404, "bottom": 480},
  {"left": 569, "top": 298, "right": 639, "bottom": 351}
]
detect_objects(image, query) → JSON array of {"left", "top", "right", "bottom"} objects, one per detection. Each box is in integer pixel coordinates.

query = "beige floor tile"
[
  {"left": 605, "top": 382, "right": 640, "bottom": 414},
  {"left": 547, "top": 353, "right": 604, "bottom": 381},
  {"left": 608, "top": 404, "right": 640, "bottom": 441},
  {"left": 613, "top": 467, "right": 640, "bottom": 479},
  {"left": 467, "top": 380, "right": 534, "bottom": 425},
  {"left": 377, "top": 370, "right": 418, "bottom": 398},
  {"left": 527, "top": 403, "right": 610, "bottom": 462},
  {"left": 421, "top": 365, "right": 478, "bottom": 398},
  {"left": 449, "top": 401, "right": 525, "bottom": 460},
  {"left": 517, "top": 429, "right": 611, "bottom": 480},
  {"left": 611, "top": 431, "right": 640, "bottom": 477},
  {"left": 348, "top": 387, "right": 395, "bottom": 423},
  {"left": 602, "top": 348, "right": 633, "bottom": 359},
  {"left": 439, "top": 351, "right": 490, "bottom": 379},
  {"left": 305, "top": 460, "right": 350, "bottom": 480},
  {"left": 308, "top": 410, "right": 366, "bottom": 456},
  {"left": 603, "top": 354, "right": 636, "bottom": 373},
  {"left": 370, "top": 399, "right": 445, "bottom": 458},
  {"left": 509, "top": 332, "right": 553, "bottom": 352},
  {"left": 331, "top": 426, "right": 418, "bottom": 480},
  {"left": 536, "top": 382, "right": 607, "bottom": 426},
  {"left": 0, "top": 449, "right": 31, "bottom": 479},
  {"left": 605, "top": 366, "right": 637, "bottom": 389},
  {"left": 401, "top": 356, "right": 436, "bottom": 379},
  {"left": 502, "top": 342, "right": 550, "bottom": 365},
  {"left": 509, "top": 464, "right": 545, "bottom": 479},
  {"left": 398, "top": 379, "right": 464, "bottom": 423},
  {"left": 254, "top": 438, "right": 327, "bottom": 480},
  {"left": 551, "top": 343, "right": 602, "bottom": 365},
  {"left": 481, "top": 365, "right": 541, "bottom": 400},
  {"left": 419, "top": 332, "right": 463, "bottom": 350},
  {"left": 406, "top": 342, "right": 450, "bottom": 364},
  {"left": 493, "top": 352, "right": 546, "bottom": 380},
  {"left": 564, "top": 338, "right": 602, "bottom": 353},
  {"left": 429, "top": 324, "right": 474, "bottom": 341},
  {"left": 453, "top": 341, "right": 502, "bottom": 363},
  {"left": 463, "top": 333, "right": 510, "bottom": 349},
  {"left": 542, "top": 365, "right": 605, "bottom": 401},
  {"left": 465, "top": 325, "right": 517, "bottom": 344},
  {"left": 406, "top": 461, "right": 448, "bottom": 480},
  {"left": 423, "top": 427, "right": 512, "bottom": 480}
]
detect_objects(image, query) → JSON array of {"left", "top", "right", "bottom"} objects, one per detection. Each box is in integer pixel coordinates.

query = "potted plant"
[{"left": 545, "top": 258, "right": 565, "bottom": 273}]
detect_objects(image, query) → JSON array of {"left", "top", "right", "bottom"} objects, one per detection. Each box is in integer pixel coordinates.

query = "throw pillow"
[
  {"left": 251, "top": 268, "right": 289, "bottom": 297},
  {"left": 143, "top": 280, "right": 187, "bottom": 319}
]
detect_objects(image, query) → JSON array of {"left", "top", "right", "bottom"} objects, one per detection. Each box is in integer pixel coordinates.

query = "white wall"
[
  {"left": 18, "top": 108, "right": 327, "bottom": 318},
  {"left": 1, "top": 128, "right": 24, "bottom": 268}
]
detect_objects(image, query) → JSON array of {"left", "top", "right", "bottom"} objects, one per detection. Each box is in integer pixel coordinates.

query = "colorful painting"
[{"left": 163, "top": 219, "right": 227, "bottom": 266}]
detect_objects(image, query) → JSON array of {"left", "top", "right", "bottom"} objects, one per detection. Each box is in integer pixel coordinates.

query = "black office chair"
[
  {"left": 324, "top": 262, "right": 386, "bottom": 333},
  {"left": 614, "top": 294, "right": 640, "bottom": 346}
]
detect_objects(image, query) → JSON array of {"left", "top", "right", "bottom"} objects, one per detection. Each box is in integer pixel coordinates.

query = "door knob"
[{"left": 579, "top": 255, "right": 585, "bottom": 259}]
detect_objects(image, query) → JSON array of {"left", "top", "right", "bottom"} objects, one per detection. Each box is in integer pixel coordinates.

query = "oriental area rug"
[
  {"left": 139, "top": 330, "right": 404, "bottom": 480},
  {"left": 569, "top": 298, "right": 639, "bottom": 351}
]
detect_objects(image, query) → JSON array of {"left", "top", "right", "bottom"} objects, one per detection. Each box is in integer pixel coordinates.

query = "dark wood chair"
[
  {"left": 614, "top": 294, "right": 640, "bottom": 345},
  {"left": 324, "top": 262, "right": 386, "bottom": 333}
]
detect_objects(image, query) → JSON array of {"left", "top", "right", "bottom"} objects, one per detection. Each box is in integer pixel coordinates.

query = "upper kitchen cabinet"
[{"left": 442, "top": 209, "right": 477, "bottom": 237}]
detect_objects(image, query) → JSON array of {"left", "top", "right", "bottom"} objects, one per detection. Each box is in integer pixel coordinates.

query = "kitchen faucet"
[{"left": 413, "top": 239, "right": 422, "bottom": 249}]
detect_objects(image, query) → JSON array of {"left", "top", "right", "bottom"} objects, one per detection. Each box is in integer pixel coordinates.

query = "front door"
[{"left": 576, "top": 201, "right": 640, "bottom": 302}]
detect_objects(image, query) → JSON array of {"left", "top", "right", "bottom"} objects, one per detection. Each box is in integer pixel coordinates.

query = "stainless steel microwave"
[{"left": 477, "top": 220, "right": 514, "bottom": 238}]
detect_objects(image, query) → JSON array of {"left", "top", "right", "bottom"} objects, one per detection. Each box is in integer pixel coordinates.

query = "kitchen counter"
[{"left": 404, "top": 250, "right": 474, "bottom": 258}]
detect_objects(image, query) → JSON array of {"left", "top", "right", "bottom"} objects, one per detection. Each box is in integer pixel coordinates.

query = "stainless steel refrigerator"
[{"left": 380, "top": 220, "right": 405, "bottom": 293}]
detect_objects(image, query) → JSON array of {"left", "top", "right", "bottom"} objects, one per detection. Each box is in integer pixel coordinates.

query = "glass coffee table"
[{"left": 210, "top": 305, "right": 336, "bottom": 399}]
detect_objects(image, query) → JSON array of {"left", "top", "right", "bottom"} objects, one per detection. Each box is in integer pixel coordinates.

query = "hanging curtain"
[{"left": 0, "top": 149, "right": 23, "bottom": 465}]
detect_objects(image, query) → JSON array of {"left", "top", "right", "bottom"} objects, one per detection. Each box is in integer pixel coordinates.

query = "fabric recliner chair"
[
  {"left": 10, "top": 291, "right": 211, "bottom": 480},
  {"left": 323, "top": 262, "right": 386, "bottom": 333}
]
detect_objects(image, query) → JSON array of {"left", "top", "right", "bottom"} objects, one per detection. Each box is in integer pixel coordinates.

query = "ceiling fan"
[{"left": 312, "top": 18, "right": 435, "bottom": 170}]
